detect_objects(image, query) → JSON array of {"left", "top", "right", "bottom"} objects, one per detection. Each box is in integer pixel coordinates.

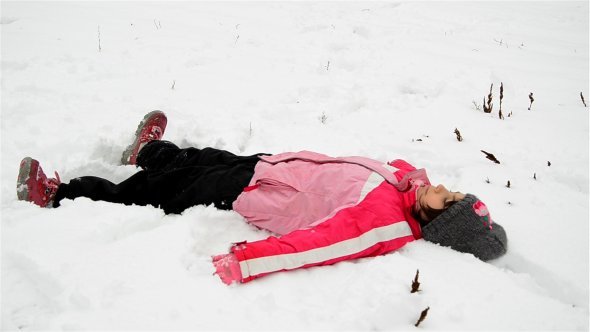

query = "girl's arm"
[{"left": 213, "top": 204, "right": 415, "bottom": 284}]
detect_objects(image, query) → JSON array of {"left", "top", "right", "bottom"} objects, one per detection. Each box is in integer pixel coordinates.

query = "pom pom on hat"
[{"left": 421, "top": 194, "right": 507, "bottom": 261}]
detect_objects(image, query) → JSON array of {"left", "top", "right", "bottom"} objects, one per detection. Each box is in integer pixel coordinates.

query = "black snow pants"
[{"left": 53, "top": 140, "right": 264, "bottom": 214}]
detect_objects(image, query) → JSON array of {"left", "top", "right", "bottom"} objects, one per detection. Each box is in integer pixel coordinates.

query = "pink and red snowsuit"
[{"left": 229, "top": 151, "right": 431, "bottom": 283}]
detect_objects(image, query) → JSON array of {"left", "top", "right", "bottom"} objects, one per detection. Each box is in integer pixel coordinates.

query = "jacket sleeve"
[{"left": 231, "top": 204, "right": 416, "bottom": 283}]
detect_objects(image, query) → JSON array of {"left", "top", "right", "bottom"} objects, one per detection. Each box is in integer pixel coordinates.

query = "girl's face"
[{"left": 416, "top": 184, "right": 465, "bottom": 219}]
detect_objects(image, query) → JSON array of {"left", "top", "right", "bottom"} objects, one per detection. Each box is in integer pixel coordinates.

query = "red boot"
[
  {"left": 121, "top": 111, "right": 167, "bottom": 165},
  {"left": 16, "top": 157, "right": 61, "bottom": 208}
]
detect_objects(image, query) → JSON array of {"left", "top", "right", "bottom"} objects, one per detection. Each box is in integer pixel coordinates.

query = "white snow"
[{"left": 1, "top": 1, "right": 588, "bottom": 330}]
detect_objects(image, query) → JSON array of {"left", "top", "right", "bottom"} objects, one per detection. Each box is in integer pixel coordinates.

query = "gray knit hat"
[{"left": 421, "top": 194, "right": 507, "bottom": 261}]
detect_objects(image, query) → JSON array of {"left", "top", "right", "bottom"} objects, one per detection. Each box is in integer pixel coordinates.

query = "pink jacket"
[{"left": 231, "top": 151, "right": 431, "bottom": 283}]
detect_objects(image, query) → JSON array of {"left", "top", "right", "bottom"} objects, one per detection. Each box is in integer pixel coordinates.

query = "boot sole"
[
  {"left": 16, "top": 157, "right": 36, "bottom": 201},
  {"left": 121, "top": 110, "right": 166, "bottom": 165}
]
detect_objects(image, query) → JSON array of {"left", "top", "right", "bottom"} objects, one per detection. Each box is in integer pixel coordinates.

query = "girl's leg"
[
  {"left": 53, "top": 159, "right": 257, "bottom": 214},
  {"left": 53, "top": 172, "right": 152, "bottom": 209},
  {"left": 153, "top": 162, "right": 257, "bottom": 213},
  {"left": 136, "top": 140, "right": 265, "bottom": 171}
]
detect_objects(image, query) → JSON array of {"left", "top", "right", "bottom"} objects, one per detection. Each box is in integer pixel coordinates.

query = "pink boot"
[
  {"left": 121, "top": 111, "right": 167, "bottom": 165},
  {"left": 16, "top": 157, "right": 61, "bottom": 208}
]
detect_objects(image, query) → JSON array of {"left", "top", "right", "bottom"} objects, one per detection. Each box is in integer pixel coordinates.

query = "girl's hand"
[{"left": 212, "top": 253, "right": 242, "bottom": 285}]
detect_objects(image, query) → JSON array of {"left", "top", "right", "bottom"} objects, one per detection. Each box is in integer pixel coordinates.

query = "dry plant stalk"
[
  {"left": 498, "top": 83, "right": 504, "bottom": 119},
  {"left": 481, "top": 150, "right": 501, "bottom": 164},
  {"left": 411, "top": 269, "right": 421, "bottom": 293},
  {"left": 415, "top": 307, "right": 430, "bottom": 327},
  {"left": 483, "top": 84, "right": 493, "bottom": 113},
  {"left": 320, "top": 112, "right": 328, "bottom": 124},
  {"left": 97, "top": 25, "right": 101, "bottom": 52},
  {"left": 499, "top": 83, "right": 504, "bottom": 110},
  {"left": 472, "top": 100, "right": 481, "bottom": 111},
  {"left": 528, "top": 92, "right": 534, "bottom": 110},
  {"left": 581, "top": 92, "right": 587, "bottom": 107},
  {"left": 454, "top": 128, "right": 463, "bottom": 142}
]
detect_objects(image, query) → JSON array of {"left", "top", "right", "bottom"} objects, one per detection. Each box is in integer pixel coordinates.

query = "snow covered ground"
[{"left": 1, "top": 1, "right": 588, "bottom": 330}]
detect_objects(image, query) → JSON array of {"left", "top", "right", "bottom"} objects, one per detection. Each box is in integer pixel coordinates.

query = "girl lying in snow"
[{"left": 17, "top": 111, "right": 507, "bottom": 284}]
